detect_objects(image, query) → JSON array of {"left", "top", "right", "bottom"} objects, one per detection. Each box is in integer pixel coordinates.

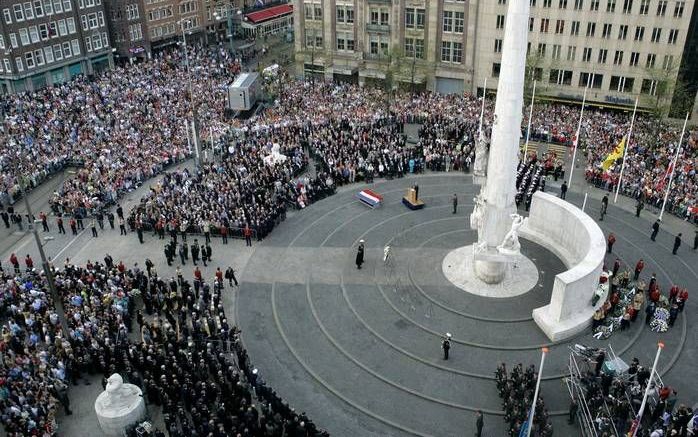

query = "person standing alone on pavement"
[
  {"left": 475, "top": 410, "right": 484, "bottom": 437},
  {"left": 355, "top": 240, "right": 365, "bottom": 269},
  {"left": 600, "top": 195, "right": 608, "bottom": 221},
  {"left": 673, "top": 233, "right": 682, "bottom": 255},
  {"left": 693, "top": 230, "right": 697, "bottom": 250},
  {"left": 452, "top": 193, "right": 458, "bottom": 214},
  {"left": 651, "top": 219, "right": 660, "bottom": 241},
  {"left": 560, "top": 181, "right": 568, "bottom": 199},
  {"left": 441, "top": 333, "right": 451, "bottom": 360}
]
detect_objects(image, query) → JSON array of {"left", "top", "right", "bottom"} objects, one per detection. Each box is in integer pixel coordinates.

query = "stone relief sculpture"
[
  {"left": 472, "top": 134, "right": 489, "bottom": 178},
  {"left": 470, "top": 194, "right": 485, "bottom": 232},
  {"left": 497, "top": 214, "right": 527, "bottom": 255}
]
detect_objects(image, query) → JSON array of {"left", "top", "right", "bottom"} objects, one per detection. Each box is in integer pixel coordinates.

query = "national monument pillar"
[{"left": 471, "top": 0, "right": 530, "bottom": 284}]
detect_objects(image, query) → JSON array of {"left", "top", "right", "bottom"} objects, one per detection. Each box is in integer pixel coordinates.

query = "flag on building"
[{"left": 601, "top": 136, "right": 626, "bottom": 171}]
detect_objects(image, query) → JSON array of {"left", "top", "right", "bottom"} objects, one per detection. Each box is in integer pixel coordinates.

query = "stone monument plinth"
[{"left": 94, "top": 374, "right": 146, "bottom": 437}]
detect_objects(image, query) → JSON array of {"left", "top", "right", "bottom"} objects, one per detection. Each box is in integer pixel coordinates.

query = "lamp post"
[
  {"left": 214, "top": 5, "right": 242, "bottom": 55},
  {"left": 178, "top": 18, "right": 201, "bottom": 167}
]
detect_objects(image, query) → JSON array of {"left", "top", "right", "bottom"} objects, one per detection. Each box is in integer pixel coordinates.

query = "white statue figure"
[
  {"left": 263, "top": 143, "right": 287, "bottom": 166},
  {"left": 95, "top": 373, "right": 146, "bottom": 436},
  {"left": 383, "top": 245, "right": 391, "bottom": 263},
  {"left": 472, "top": 240, "right": 488, "bottom": 255},
  {"left": 97, "top": 374, "right": 141, "bottom": 410},
  {"left": 470, "top": 194, "right": 485, "bottom": 232},
  {"left": 473, "top": 134, "right": 489, "bottom": 178},
  {"left": 497, "top": 214, "right": 527, "bottom": 255}
]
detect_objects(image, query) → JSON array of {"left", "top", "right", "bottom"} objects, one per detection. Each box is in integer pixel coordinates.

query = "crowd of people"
[
  {"left": 0, "top": 256, "right": 325, "bottom": 436},
  {"left": 495, "top": 362, "right": 553, "bottom": 437}
]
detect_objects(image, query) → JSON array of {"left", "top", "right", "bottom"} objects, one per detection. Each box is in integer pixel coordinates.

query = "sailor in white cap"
[{"left": 442, "top": 333, "right": 452, "bottom": 360}]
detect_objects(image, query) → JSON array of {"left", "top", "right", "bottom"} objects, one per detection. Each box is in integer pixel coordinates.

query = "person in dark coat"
[
  {"left": 672, "top": 233, "right": 682, "bottom": 255},
  {"left": 560, "top": 181, "right": 568, "bottom": 199},
  {"left": 225, "top": 266, "right": 238, "bottom": 287},
  {"left": 694, "top": 230, "right": 698, "bottom": 250},
  {"left": 452, "top": 193, "right": 458, "bottom": 214},
  {"left": 650, "top": 219, "right": 660, "bottom": 241},
  {"left": 355, "top": 240, "right": 365, "bottom": 269},
  {"left": 475, "top": 410, "right": 484, "bottom": 437},
  {"left": 441, "top": 333, "right": 451, "bottom": 360}
]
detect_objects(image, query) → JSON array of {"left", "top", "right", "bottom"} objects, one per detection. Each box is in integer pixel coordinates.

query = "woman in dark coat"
[{"left": 356, "top": 240, "right": 365, "bottom": 269}]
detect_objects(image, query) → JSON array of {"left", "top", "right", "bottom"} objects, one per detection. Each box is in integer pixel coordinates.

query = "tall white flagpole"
[
  {"left": 567, "top": 75, "right": 590, "bottom": 187},
  {"left": 659, "top": 112, "right": 689, "bottom": 221},
  {"left": 478, "top": 78, "right": 488, "bottom": 140},
  {"left": 631, "top": 342, "right": 664, "bottom": 437},
  {"left": 614, "top": 97, "right": 639, "bottom": 203},
  {"left": 523, "top": 80, "right": 537, "bottom": 158},
  {"left": 525, "top": 347, "right": 549, "bottom": 437}
]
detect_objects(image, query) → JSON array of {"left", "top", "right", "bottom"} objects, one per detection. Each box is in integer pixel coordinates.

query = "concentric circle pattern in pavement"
[{"left": 237, "top": 174, "right": 696, "bottom": 437}]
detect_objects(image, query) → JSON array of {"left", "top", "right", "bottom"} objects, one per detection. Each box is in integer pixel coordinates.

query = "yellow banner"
[{"left": 601, "top": 136, "right": 626, "bottom": 171}]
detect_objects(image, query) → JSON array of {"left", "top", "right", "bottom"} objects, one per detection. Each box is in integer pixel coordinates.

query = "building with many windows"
[
  {"left": 294, "top": 0, "right": 698, "bottom": 112},
  {"left": 0, "top": 0, "right": 114, "bottom": 93}
]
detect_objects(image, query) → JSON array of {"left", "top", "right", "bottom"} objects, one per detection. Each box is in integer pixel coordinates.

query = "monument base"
[{"left": 442, "top": 244, "right": 538, "bottom": 298}]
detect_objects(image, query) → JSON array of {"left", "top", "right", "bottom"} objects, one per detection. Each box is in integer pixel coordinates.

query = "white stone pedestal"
[
  {"left": 442, "top": 245, "right": 539, "bottom": 298},
  {"left": 95, "top": 375, "right": 146, "bottom": 437}
]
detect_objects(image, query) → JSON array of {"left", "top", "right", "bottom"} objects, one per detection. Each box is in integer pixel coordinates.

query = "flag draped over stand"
[{"left": 601, "top": 136, "right": 626, "bottom": 171}]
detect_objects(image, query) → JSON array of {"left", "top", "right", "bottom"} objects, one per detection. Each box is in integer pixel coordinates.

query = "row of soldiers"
[{"left": 164, "top": 238, "right": 213, "bottom": 266}]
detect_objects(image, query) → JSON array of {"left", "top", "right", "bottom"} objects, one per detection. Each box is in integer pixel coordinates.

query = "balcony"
[
  {"left": 367, "top": 0, "right": 392, "bottom": 4},
  {"left": 364, "top": 52, "right": 389, "bottom": 61},
  {"left": 366, "top": 23, "right": 390, "bottom": 33}
]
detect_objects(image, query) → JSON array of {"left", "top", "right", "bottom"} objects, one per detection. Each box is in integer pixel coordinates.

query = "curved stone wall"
[{"left": 520, "top": 191, "right": 607, "bottom": 341}]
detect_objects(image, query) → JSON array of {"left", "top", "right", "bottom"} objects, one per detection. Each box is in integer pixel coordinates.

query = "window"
[
  {"left": 602, "top": 23, "right": 612, "bottom": 38},
  {"left": 66, "top": 17, "right": 75, "bottom": 33},
  {"left": 53, "top": 43, "right": 62, "bottom": 60},
  {"left": 529, "top": 17, "right": 534, "bottom": 31},
  {"left": 24, "top": 2, "right": 34, "bottom": 19},
  {"left": 33, "top": 0, "right": 43, "bottom": 16},
  {"left": 598, "top": 48, "right": 607, "bottom": 63},
  {"left": 629, "top": 51, "right": 639, "bottom": 66},
  {"left": 586, "top": 22, "right": 596, "bottom": 37},
  {"left": 662, "top": 54, "right": 673, "bottom": 70},
  {"left": 44, "top": 46, "right": 53, "bottom": 63},
  {"left": 97, "top": 11, "right": 104, "bottom": 27},
  {"left": 651, "top": 27, "right": 661, "bottom": 42},
  {"left": 579, "top": 72, "right": 603, "bottom": 88},
  {"left": 25, "top": 51, "right": 35, "bottom": 68},
  {"left": 39, "top": 23, "right": 48, "bottom": 39},
  {"left": 62, "top": 41, "right": 71, "bottom": 58},
  {"left": 555, "top": 19, "right": 565, "bottom": 34},
  {"left": 441, "top": 41, "right": 462, "bottom": 63},
  {"left": 673, "top": 1, "right": 684, "bottom": 17},
  {"left": 443, "top": 11, "right": 453, "bottom": 32},
  {"left": 129, "top": 23, "right": 143, "bottom": 41},
  {"left": 492, "top": 62, "right": 501, "bottom": 77},
  {"left": 567, "top": 45, "right": 577, "bottom": 60},
  {"left": 49, "top": 21, "right": 57, "bottom": 37},
  {"left": 3, "top": 8, "right": 11, "bottom": 23},
  {"left": 80, "top": 15, "right": 87, "bottom": 30},
  {"left": 614, "top": 50, "right": 624, "bottom": 65},
  {"left": 610, "top": 76, "right": 634, "bottom": 92},
  {"left": 454, "top": 11, "right": 464, "bottom": 33},
  {"left": 549, "top": 69, "right": 573, "bottom": 85},
  {"left": 404, "top": 37, "right": 424, "bottom": 59},
  {"left": 34, "top": 49, "right": 44, "bottom": 66},
  {"left": 552, "top": 44, "right": 562, "bottom": 60},
  {"left": 571, "top": 21, "right": 580, "bottom": 35},
  {"left": 16, "top": 57, "right": 24, "bottom": 72},
  {"left": 126, "top": 4, "right": 139, "bottom": 20},
  {"left": 543, "top": 0, "right": 552, "bottom": 6},
  {"left": 560, "top": 0, "right": 568, "bottom": 7},
  {"left": 336, "top": 31, "right": 354, "bottom": 51},
  {"left": 19, "top": 28, "right": 30, "bottom": 45},
  {"left": 635, "top": 26, "right": 645, "bottom": 41},
  {"left": 496, "top": 15, "right": 505, "bottom": 29},
  {"left": 29, "top": 25, "right": 39, "bottom": 42},
  {"left": 656, "top": 0, "right": 667, "bottom": 15},
  {"left": 607, "top": 0, "right": 616, "bottom": 11},
  {"left": 3, "top": 59, "right": 10, "bottom": 72},
  {"left": 14, "top": 4, "right": 25, "bottom": 21},
  {"left": 536, "top": 42, "right": 546, "bottom": 56},
  {"left": 590, "top": 0, "right": 599, "bottom": 9},
  {"left": 85, "top": 34, "right": 91, "bottom": 51},
  {"left": 575, "top": 0, "right": 584, "bottom": 9},
  {"left": 618, "top": 25, "right": 628, "bottom": 40},
  {"left": 583, "top": 47, "right": 592, "bottom": 62},
  {"left": 646, "top": 53, "right": 656, "bottom": 68},
  {"left": 87, "top": 12, "right": 97, "bottom": 28},
  {"left": 667, "top": 29, "right": 678, "bottom": 44},
  {"left": 304, "top": 2, "right": 321, "bottom": 21},
  {"left": 540, "top": 18, "right": 549, "bottom": 32},
  {"left": 641, "top": 79, "right": 658, "bottom": 95},
  {"left": 58, "top": 19, "right": 67, "bottom": 35},
  {"left": 0, "top": 35, "right": 3, "bottom": 49},
  {"left": 44, "top": 0, "right": 53, "bottom": 15},
  {"left": 10, "top": 33, "right": 18, "bottom": 48},
  {"left": 53, "top": 0, "right": 62, "bottom": 13},
  {"left": 71, "top": 38, "right": 80, "bottom": 55},
  {"left": 622, "top": 0, "right": 633, "bottom": 13},
  {"left": 494, "top": 39, "right": 503, "bottom": 53},
  {"left": 639, "top": 0, "right": 650, "bottom": 14}
]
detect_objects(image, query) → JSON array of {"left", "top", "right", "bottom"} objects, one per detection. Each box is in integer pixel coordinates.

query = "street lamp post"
[{"left": 179, "top": 19, "right": 201, "bottom": 167}]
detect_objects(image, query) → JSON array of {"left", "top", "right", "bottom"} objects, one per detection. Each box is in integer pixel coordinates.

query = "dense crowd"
[
  {"left": 0, "top": 44, "right": 240, "bottom": 216},
  {"left": 0, "top": 258, "right": 324, "bottom": 436}
]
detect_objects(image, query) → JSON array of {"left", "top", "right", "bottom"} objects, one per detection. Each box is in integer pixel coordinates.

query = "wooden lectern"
[{"left": 402, "top": 188, "right": 425, "bottom": 210}]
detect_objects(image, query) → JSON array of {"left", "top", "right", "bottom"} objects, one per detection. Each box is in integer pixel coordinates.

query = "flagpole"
[
  {"left": 630, "top": 342, "right": 664, "bottom": 437},
  {"left": 525, "top": 347, "right": 549, "bottom": 437},
  {"left": 659, "top": 112, "right": 689, "bottom": 221},
  {"left": 523, "top": 80, "right": 537, "bottom": 159},
  {"left": 478, "top": 78, "right": 487, "bottom": 140},
  {"left": 567, "top": 76, "right": 590, "bottom": 187},
  {"left": 614, "top": 97, "right": 639, "bottom": 203}
]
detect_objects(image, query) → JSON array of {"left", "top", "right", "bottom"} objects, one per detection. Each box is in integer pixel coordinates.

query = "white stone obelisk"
[{"left": 471, "top": 0, "right": 530, "bottom": 283}]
